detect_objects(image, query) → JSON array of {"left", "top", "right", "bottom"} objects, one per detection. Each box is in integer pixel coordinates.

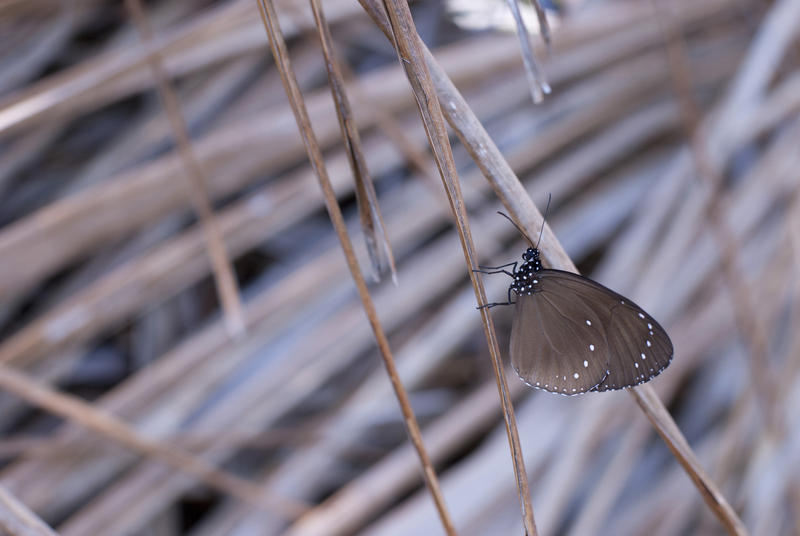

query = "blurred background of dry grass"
[{"left": 0, "top": 0, "right": 799, "bottom": 534}]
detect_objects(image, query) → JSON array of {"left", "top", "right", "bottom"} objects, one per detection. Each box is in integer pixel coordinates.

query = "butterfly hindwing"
[{"left": 595, "top": 301, "right": 673, "bottom": 391}]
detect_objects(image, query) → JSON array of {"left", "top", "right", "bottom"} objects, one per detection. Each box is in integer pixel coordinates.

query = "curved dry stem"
[
  {"left": 378, "top": 0, "right": 538, "bottom": 534},
  {"left": 628, "top": 386, "right": 747, "bottom": 535},
  {"left": 0, "top": 484, "right": 59, "bottom": 536},
  {"left": 308, "top": 0, "right": 397, "bottom": 283},
  {"left": 651, "top": 0, "right": 784, "bottom": 432},
  {"left": 124, "top": 0, "right": 246, "bottom": 338},
  {"left": 357, "top": 0, "right": 745, "bottom": 533},
  {"left": 0, "top": 364, "right": 307, "bottom": 518},
  {"left": 505, "top": 0, "right": 549, "bottom": 104},
  {"left": 254, "top": 1, "right": 456, "bottom": 534}
]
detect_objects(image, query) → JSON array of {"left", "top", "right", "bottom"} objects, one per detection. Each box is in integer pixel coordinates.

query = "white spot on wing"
[
  {"left": 583, "top": 360, "right": 588, "bottom": 367},
  {"left": 641, "top": 353, "right": 646, "bottom": 360},
  {"left": 573, "top": 372, "right": 579, "bottom": 379},
  {"left": 586, "top": 319, "right": 592, "bottom": 326},
  {"left": 646, "top": 340, "right": 652, "bottom": 347},
  {"left": 589, "top": 344, "right": 595, "bottom": 351},
  {"left": 638, "top": 313, "right": 645, "bottom": 319}
]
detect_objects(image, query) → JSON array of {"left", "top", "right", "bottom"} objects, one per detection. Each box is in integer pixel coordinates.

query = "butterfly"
[{"left": 478, "top": 207, "right": 673, "bottom": 395}]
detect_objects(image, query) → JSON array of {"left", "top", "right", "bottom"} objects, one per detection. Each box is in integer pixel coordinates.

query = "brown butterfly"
[{"left": 478, "top": 206, "right": 672, "bottom": 395}]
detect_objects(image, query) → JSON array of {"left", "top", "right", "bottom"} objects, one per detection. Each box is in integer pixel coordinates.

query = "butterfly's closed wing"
[
  {"left": 510, "top": 269, "right": 672, "bottom": 393},
  {"left": 594, "top": 301, "right": 673, "bottom": 391},
  {"left": 510, "top": 273, "right": 609, "bottom": 395}
]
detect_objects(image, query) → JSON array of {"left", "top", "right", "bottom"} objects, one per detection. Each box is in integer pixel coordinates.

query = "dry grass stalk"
[
  {"left": 0, "top": 25, "right": 522, "bottom": 304},
  {"left": 378, "top": 0, "right": 538, "bottom": 533},
  {"left": 1, "top": 1, "right": 796, "bottom": 533},
  {"left": 308, "top": 0, "right": 397, "bottom": 283},
  {"left": 0, "top": 485, "right": 58, "bottom": 536},
  {"left": 0, "top": 364, "right": 306, "bottom": 517},
  {"left": 358, "top": 0, "right": 744, "bottom": 533},
  {"left": 652, "top": 0, "right": 779, "bottom": 429},
  {"left": 255, "top": 0, "right": 456, "bottom": 533},
  {"left": 124, "top": 0, "right": 246, "bottom": 337},
  {"left": 505, "top": 0, "right": 550, "bottom": 104},
  {"left": 0, "top": 0, "right": 731, "bottom": 305},
  {"left": 334, "top": 56, "right": 450, "bottom": 216},
  {"left": 628, "top": 387, "right": 747, "bottom": 535}
]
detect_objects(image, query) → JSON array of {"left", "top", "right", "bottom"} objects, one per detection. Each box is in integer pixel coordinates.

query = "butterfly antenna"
[
  {"left": 535, "top": 193, "right": 552, "bottom": 250},
  {"left": 497, "top": 211, "right": 536, "bottom": 247}
]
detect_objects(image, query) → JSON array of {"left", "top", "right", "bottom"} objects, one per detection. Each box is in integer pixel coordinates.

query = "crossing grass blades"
[{"left": 478, "top": 200, "right": 673, "bottom": 395}]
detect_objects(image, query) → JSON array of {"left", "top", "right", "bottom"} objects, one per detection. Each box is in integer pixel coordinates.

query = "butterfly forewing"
[{"left": 511, "top": 276, "right": 609, "bottom": 395}]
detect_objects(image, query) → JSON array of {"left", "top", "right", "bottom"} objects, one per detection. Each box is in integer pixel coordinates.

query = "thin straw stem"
[
  {"left": 379, "top": 0, "right": 538, "bottom": 533},
  {"left": 0, "top": 485, "right": 59, "bottom": 536},
  {"left": 651, "top": 0, "right": 778, "bottom": 431},
  {"left": 307, "top": 0, "right": 397, "bottom": 283},
  {"left": 254, "top": 1, "right": 456, "bottom": 533},
  {"left": 124, "top": 0, "right": 246, "bottom": 337},
  {"left": 0, "top": 364, "right": 307, "bottom": 518},
  {"left": 356, "top": 1, "right": 745, "bottom": 533},
  {"left": 629, "top": 387, "right": 748, "bottom": 535}
]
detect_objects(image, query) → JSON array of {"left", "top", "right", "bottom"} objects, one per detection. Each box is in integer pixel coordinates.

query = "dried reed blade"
[
  {"left": 528, "top": 0, "right": 552, "bottom": 48},
  {"left": 308, "top": 0, "right": 397, "bottom": 283},
  {"left": 629, "top": 386, "right": 748, "bottom": 535},
  {"left": 254, "top": 1, "right": 456, "bottom": 533},
  {"left": 124, "top": 0, "right": 246, "bottom": 338},
  {"left": 653, "top": 0, "right": 796, "bottom": 432},
  {"left": 0, "top": 364, "right": 307, "bottom": 518},
  {"left": 358, "top": 0, "right": 744, "bottom": 533},
  {"left": 335, "top": 57, "right": 451, "bottom": 217},
  {"left": 0, "top": 485, "right": 59, "bottom": 536},
  {"left": 505, "top": 0, "right": 550, "bottom": 104},
  {"left": 378, "top": 0, "right": 537, "bottom": 533}
]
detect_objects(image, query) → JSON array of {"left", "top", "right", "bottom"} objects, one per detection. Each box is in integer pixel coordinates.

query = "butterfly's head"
[{"left": 522, "top": 248, "right": 540, "bottom": 262}]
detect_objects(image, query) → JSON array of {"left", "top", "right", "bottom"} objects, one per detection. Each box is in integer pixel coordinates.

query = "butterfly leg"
[
  {"left": 473, "top": 261, "right": 517, "bottom": 278},
  {"left": 477, "top": 301, "right": 515, "bottom": 309},
  {"left": 477, "top": 288, "right": 517, "bottom": 309}
]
